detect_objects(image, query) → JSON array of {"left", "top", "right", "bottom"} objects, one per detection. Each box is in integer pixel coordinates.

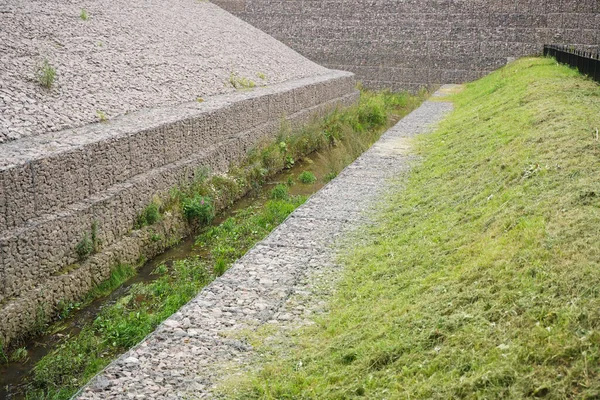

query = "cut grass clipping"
[
  {"left": 22, "top": 88, "right": 428, "bottom": 399},
  {"left": 222, "top": 57, "right": 600, "bottom": 399}
]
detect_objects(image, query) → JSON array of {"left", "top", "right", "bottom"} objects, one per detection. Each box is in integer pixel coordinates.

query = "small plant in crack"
[
  {"left": 76, "top": 221, "right": 101, "bottom": 261},
  {"left": 229, "top": 71, "right": 256, "bottom": 89},
  {"left": 76, "top": 234, "right": 94, "bottom": 261},
  {"left": 91, "top": 220, "right": 100, "bottom": 251},
  {"left": 96, "top": 110, "right": 108, "bottom": 122},
  {"left": 37, "top": 59, "right": 56, "bottom": 89},
  {"left": 136, "top": 202, "right": 161, "bottom": 228},
  {"left": 80, "top": 9, "right": 89, "bottom": 20}
]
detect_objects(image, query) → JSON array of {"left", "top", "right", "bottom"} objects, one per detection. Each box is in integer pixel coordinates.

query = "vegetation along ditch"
[{"left": 0, "top": 87, "right": 429, "bottom": 399}]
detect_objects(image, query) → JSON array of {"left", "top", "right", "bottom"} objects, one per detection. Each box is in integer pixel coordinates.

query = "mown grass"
[
  {"left": 223, "top": 58, "right": 600, "bottom": 399},
  {"left": 21, "top": 88, "right": 428, "bottom": 399}
]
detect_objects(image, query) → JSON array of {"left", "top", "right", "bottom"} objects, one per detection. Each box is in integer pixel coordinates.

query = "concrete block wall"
[
  {"left": 212, "top": 0, "right": 600, "bottom": 91},
  {"left": 0, "top": 70, "right": 358, "bottom": 344}
]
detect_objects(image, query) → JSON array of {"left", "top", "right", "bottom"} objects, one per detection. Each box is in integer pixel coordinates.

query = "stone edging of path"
[{"left": 75, "top": 87, "right": 455, "bottom": 399}]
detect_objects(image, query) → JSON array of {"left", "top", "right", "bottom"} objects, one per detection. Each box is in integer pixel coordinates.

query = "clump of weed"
[
  {"left": 270, "top": 184, "right": 289, "bottom": 200},
  {"left": 57, "top": 300, "right": 82, "bottom": 320},
  {"left": 152, "top": 264, "right": 168, "bottom": 275},
  {"left": 324, "top": 171, "right": 337, "bottom": 183},
  {"left": 136, "top": 203, "right": 160, "bottom": 228},
  {"left": 261, "top": 146, "right": 285, "bottom": 172},
  {"left": 76, "top": 234, "right": 94, "bottom": 261},
  {"left": 182, "top": 195, "right": 215, "bottom": 224},
  {"left": 214, "top": 258, "right": 227, "bottom": 277},
  {"left": 298, "top": 171, "right": 317, "bottom": 184},
  {"left": 96, "top": 110, "right": 107, "bottom": 122},
  {"left": 286, "top": 176, "right": 295, "bottom": 187},
  {"left": 279, "top": 141, "right": 295, "bottom": 169},
  {"left": 197, "top": 97, "right": 204, "bottom": 103},
  {"left": 85, "top": 264, "right": 136, "bottom": 302},
  {"left": 151, "top": 233, "right": 161, "bottom": 242},
  {"left": 80, "top": 9, "right": 88, "bottom": 20},
  {"left": 34, "top": 304, "right": 48, "bottom": 334},
  {"left": 37, "top": 59, "right": 56, "bottom": 89},
  {"left": 10, "top": 347, "right": 29, "bottom": 363},
  {"left": 257, "top": 72, "right": 267, "bottom": 80},
  {"left": 229, "top": 72, "right": 256, "bottom": 89},
  {"left": 76, "top": 221, "right": 101, "bottom": 261}
]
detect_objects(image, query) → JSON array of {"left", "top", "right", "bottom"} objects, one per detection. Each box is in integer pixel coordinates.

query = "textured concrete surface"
[
  {"left": 0, "top": 71, "right": 358, "bottom": 347},
  {"left": 213, "top": 0, "right": 600, "bottom": 91},
  {"left": 0, "top": 0, "right": 329, "bottom": 143},
  {"left": 76, "top": 87, "right": 455, "bottom": 399}
]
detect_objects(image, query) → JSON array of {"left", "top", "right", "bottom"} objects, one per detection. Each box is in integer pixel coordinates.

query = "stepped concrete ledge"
[
  {"left": 0, "top": 70, "right": 357, "bottom": 346},
  {"left": 76, "top": 86, "right": 455, "bottom": 399}
]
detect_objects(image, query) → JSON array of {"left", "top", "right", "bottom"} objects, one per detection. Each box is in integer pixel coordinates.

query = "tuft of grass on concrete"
[
  {"left": 223, "top": 58, "right": 600, "bottom": 399},
  {"left": 37, "top": 59, "right": 56, "bottom": 89}
]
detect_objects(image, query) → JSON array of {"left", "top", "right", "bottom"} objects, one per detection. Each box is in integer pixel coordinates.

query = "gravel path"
[
  {"left": 0, "top": 0, "right": 327, "bottom": 143},
  {"left": 76, "top": 89, "right": 454, "bottom": 399}
]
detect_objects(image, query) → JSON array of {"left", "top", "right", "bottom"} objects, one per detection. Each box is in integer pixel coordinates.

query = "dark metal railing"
[{"left": 544, "top": 44, "right": 600, "bottom": 83}]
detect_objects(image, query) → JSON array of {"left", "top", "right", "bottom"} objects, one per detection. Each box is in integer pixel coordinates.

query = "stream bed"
[{"left": 0, "top": 151, "right": 332, "bottom": 399}]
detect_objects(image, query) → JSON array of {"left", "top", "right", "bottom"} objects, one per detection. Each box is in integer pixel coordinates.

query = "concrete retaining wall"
[
  {"left": 213, "top": 0, "right": 600, "bottom": 91},
  {"left": 0, "top": 70, "right": 358, "bottom": 346}
]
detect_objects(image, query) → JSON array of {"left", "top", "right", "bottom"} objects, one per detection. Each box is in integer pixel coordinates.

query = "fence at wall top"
[{"left": 543, "top": 44, "right": 600, "bottom": 83}]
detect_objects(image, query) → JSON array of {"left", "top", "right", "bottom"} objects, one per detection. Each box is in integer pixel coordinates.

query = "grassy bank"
[
  {"left": 19, "top": 87, "right": 428, "bottom": 399},
  {"left": 224, "top": 58, "right": 600, "bottom": 399}
]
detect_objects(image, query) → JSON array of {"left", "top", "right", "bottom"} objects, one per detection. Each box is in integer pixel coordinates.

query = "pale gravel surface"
[
  {"left": 0, "top": 0, "right": 328, "bottom": 143},
  {"left": 75, "top": 90, "right": 454, "bottom": 399}
]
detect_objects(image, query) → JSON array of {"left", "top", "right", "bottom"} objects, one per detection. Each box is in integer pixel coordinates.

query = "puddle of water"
[{"left": 0, "top": 149, "right": 332, "bottom": 399}]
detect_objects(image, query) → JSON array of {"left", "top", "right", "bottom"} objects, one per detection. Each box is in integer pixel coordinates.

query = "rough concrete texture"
[
  {"left": 0, "top": 71, "right": 358, "bottom": 346},
  {"left": 76, "top": 88, "right": 455, "bottom": 399},
  {"left": 0, "top": 0, "right": 330, "bottom": 143},
  {"left": 213, "top": 0, "right": 600, "bottom": 91}
]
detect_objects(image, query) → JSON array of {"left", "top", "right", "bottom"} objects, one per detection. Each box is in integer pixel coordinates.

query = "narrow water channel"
[{"left": 0, "top": 150, "right": 332, "bottom": 399}]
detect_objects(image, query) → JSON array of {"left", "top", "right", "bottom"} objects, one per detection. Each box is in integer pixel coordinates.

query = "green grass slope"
[{"left": 225, "top": 58, "right": 600, "bottom": 399}]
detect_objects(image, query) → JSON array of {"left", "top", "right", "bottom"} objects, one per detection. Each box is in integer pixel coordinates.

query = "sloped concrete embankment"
[
  {"left": 0, "top": 70, "right": 358, "bottom": 347},
  {"left": 75, "top": 89, "right": 454, "bottom": 399},
  {"left": 0, "top": 0, "right": 330, "bottom": 144},
  {"left": 213, "top": 0, "right": 599, "bottom": 91}
]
